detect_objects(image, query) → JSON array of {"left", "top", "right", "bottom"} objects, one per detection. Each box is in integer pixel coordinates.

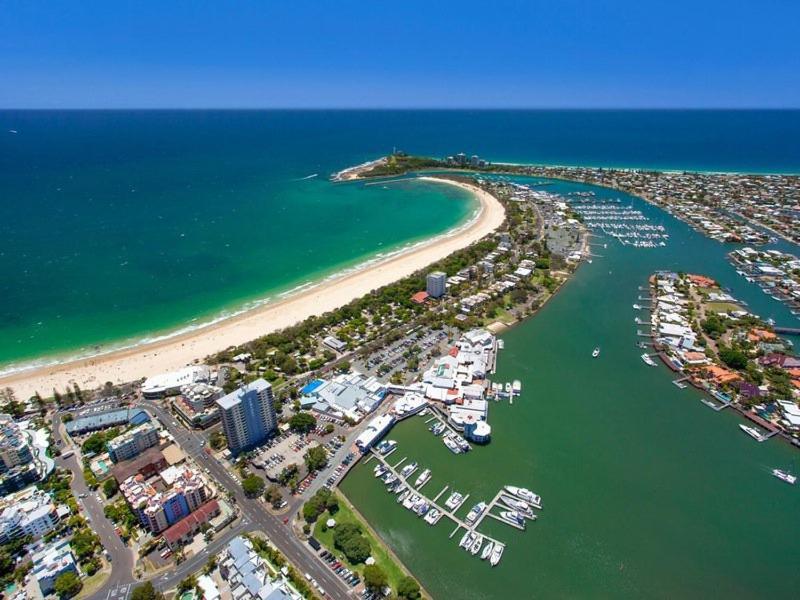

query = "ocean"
[{"left": 1, "top": 109, "right": 799, "bottom": 371}]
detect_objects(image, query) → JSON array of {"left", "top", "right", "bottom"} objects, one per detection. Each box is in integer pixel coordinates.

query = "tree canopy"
[
  {"left": 54, "top": 572, "right": 82, "bottom": 599},
  {"left": 304, "top": 445, "right": 328, "bottom": 471},
  {"left": 242, "top": 474, "right": 266, "bottom": 498},
  {"left": 289, "top": 411, "right": 317, "bottom": 433},
  {"left": 362, "top": 564, "right": 388, "bottom": 591}
]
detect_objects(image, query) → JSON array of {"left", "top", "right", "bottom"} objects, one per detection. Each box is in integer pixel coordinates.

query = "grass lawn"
[
  {"left": 705, "top": 301, "right": 743, "bottom": 314},
  {"left": 313, "top": 492, "right": 407, "bottom": 591}
]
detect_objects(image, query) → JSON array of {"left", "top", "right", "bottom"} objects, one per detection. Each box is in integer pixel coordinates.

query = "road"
[
  {"left": 138, "top": 400, "right": 353, "bottom": 600},
  {"left": 53, "top": 402, "right": 352, "bottom": 600},
  {"left": 51, "top": 412, "right": 135, "bottom": 600}
]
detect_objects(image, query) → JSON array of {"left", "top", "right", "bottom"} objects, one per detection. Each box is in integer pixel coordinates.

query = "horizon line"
[{"left": 2, "top": 106, "right": 800, "bottom": 112}]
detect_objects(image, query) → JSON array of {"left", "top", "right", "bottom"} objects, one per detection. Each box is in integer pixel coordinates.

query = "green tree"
[
  {"left": 177, "top": 575, "right": 197, "bottom": 593},
  {"left": 264, "top": 484, "right": 283, "bottom": 508},
  {"left": 363, "top": 564, "right": 387, "bottom": 591},
  {"left": 397, "top": 576, "right": 421, "bottom": 599},
  {"left": 53, "top": 572, "right": 82, "bottom": 598},
  {"left": 209, "top": 431, "right": 227, "bottom": 450},
  {"left": 103, "top": 478, "right": 119, "bottom": 498},
  {"left": 288, "top": 411, "right": 317, "bottom": 433},
  {"left": 131, "top": 582, "right": 164, "bottom": 600},
  {"left": 303, "top": 445, "right": 328, "bottom": 471},
  {"left": 242, "top": 474, "right": 266, "bottom": 498}
]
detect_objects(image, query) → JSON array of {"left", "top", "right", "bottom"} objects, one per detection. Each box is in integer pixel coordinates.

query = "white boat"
[
  {"left": 772, "top": 469, "right": 797, "bottom": 485},
  {"left": 632, "top": 303, "right": 642, "bottom": 310},
  {"left": 443, "top": 435, "right": 462, "bottom": 454},
  {"left": 505, "top": 486, "right": 542, "bottom": 507},
  {"left": 419, "top": 408, "right": 428, "bottom": 417},
  {"left": 459, "top": 531, "right": 472, "bottom": 548},
  {"left": 641, "top": 353, "right": 657, "bottom": 366},
  {"left": 500, "top": 510, "right": 526, "bottom": 527},
  {"left": 414, "top": 469, "right": 431, "bottom": 488},
  {"left": 376, "top": 440, "right": 397, "bottom": 455},
  {"left": 415, "top": 502, "right": 430, "bottom": 517},
  {"left": 592, "top": 347, "right": 600, "bottom": 358},
  {"left": 397, "top": 490, "right": 409, "bottom": 503},
  {"left": 383, "top": 473, "right": 397, "bottom": 485},
  {"left": 445, "top": 491, "right": 463, "bottom": 510},
  {"left": 512, "top": 380, "right": 521, "bottom": 395},
  {"left": 373, "top": 465, "right": 387, "bottom": 478},
  {"left": 739, "top": 424, "right": 766, "bottom": 442},
  {"left": 400, "top": 461, "right": 418, "bottom": 477},
  {"left": 465, "top": 502, "right": 487, "bottom": 525},
  {"left": 480, "top": 541, "right": 494, "bottom": 560},
  {"left": 423, "top": 508, "right": 441, "bottom": 524},
  {"left": 500, "top": 495, "right": 534, "bottom": 516},
  {"left": 489, "top": 544, "right": 504, "bottom": 567},
  {"left": 455, "top": 436, "right": 471, "bottom": 452},
  {"left": 504, "top": 382, "right": 512, "bottom": 394},
  {"left": 470, "top": 535, "right": 483, "bottom": 555}
]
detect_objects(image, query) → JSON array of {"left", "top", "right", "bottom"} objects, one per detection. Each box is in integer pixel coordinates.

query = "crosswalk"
[{"left": 105, "top": 583, "right": 131, "bottom": 600}]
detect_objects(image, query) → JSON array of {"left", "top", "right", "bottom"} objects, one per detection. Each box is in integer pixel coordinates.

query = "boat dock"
[{"left": 368, "top": 449, "right": 508, "bottom": 548}]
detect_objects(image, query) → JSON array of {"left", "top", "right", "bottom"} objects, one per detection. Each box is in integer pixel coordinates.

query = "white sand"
[{"left": 0, "top": 177, "right": 505, "bottom": 399}]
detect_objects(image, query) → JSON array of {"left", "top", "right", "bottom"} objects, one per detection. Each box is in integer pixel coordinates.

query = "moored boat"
[
  {"left": 772, "top": 468, "right": 797, "bottom": 485},
  {"left": 641, "top": 353, "right": 657, "bottom": 366},
  {"left": 739, "top": 424, "right": 767, "bottom": 442},
  {"left": 489, "top": 543, "right": 504, "bottom": 566},
  {"left": 470, "top": 534, "right": 483, "bottom": 555},
  {"left": 480, "top": 541, "right": 494, "bottom": 560},
  {"left": 414, "top": 468, "right": 431, "bottom": 488},
  {"left": 465, "top": 502, "right": 487, "bottom": 525}
]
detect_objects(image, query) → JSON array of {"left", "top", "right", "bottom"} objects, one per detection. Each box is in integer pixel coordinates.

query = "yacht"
[
  {"left": 470, "top": 534, "right": 483, "bottom": 555},
  {"left": 429, "top": 421, "right": 445, "bottom": 436},
  {"left": 641, "top": 353, "right": 657, "bottom": 367},
  {"left": 419, "top": 408, "right": 429, "bottom": 417},
  {"left": 376, "top": 440, "right": 397, "bottom": 455},
  {"left": 443, "top": 435, "right": 462, "bottom": 454},
  {"left": 414, "top": 469, "right": 431, "bottom": 488},
  {"left": 415, "top": 502, "right": 430, "bottom": 517},
  {"left": 489, "top": 544, "right": 504, "bottom": 567},
  {"left": 445, "top": 491, "right": 463, "bottom": 510},
  {"left": 772, "top": 469, "right": 797, "bottom": 485},
  {"left": 500, "top": 510, "right": 526, "bottom": 527},
  {"left": 465, "top": 502, "right": 487, "bottom": 525},
  {"left": 739, "top": 424, "right": 767, "bottom": 442},
  {"left": 501, "top": 495, "right": 534, "bottom": 516},
  {"left": 480, "top": 541, "right": 494, "bottom": 560},
  {"left": 397, "top": 490, "right": 409, "bottom": 503},
  {"left": 455, "top": 436, "right": 471, "bottom": 452},
  {"left": 504, "top": 382, "right": 512, "bottom": 394},
  {"left": 424, "top": 508, "right": 441, "bottom": 525},
  {"left": 632, "top": 303, "right": 642, "bottom": 310},
  {"left": 400, "top": 461, "right": 419, "bottom": 478},
  {"left": 373, "top": 465, "right": 387, "bottom": 478},
  {"left": 592, "top": 347, "right": 600, "bottom": 358},
  {"left": 512, "top": 380, "right": 522, "bottom": 395},
  {"left": 505, "top": 486, "right": 542, "bottom": 507},
  {"left": 459, "top": 531, "right": 474, "bottom": 549},
  {"left": 383, "top": 473, "right": 397, "bottom": 485}
]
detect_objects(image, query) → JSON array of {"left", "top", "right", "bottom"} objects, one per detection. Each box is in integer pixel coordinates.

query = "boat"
[
  {"left": 504, "top": 486, "right": 542, "bottom": 507},
  {"left": 429, "top": 421, "right": 445, "bottom": 436},
  {"left": 423, "top": 508, "right": 441, "bottom": 525},
  {"left": 443, "top": 435, "right": 462, "bottom": 454},
  {"left": 504, "top": 382, "right": 512, "bottom": 394},
  {"left": 397, "top": 490, "right": 409, "bottom": 503},
  {"left": 459, "top": 531, "right": 473, "bottom": 549},
  {"left": 414, "top": 469, "right": 431, "bottom": 488},
  {"left": 592, "top": 347, "right": 600, "bottom": 358},
  {"left": 415, "top": 501, "right": 430, "bottom": 516},
  {"left": 376, "top": 440, "right": 397, "bottom": 455},
  {"left": 373, "top": 465, "right": 387, "bottom": 478},
  {"left": 444, "top": 491, "right": 463, "bottom": 510},
  {"left": 382, "top": 473, "right": 397, "bottom": 485},
  {"left": 465, "top": 502, "right": 487, "bottom": 525},
  {"left": 400, "top": 461, "right": 419, "bottom": 477},
  {"left": 641, "top": 353, "right": 657, "bottom": 366},
  {"left": 489, "top": 544, "right": 504, "bottom": 567},
  {"left": 512, "top": 380, "right": 522, "bottom": 395},
  {"left": 500, "top": 510, "right": 526, "bottom": 527},
  {"left": 772, "top": 469, "right": 797, "bottom": 485},
  {"left": 500, "top": 495, "right": 534, "bottom": 516},
  {"left": 739, "top": 424, "right": 767, "bottom": 442},
  {"left": 470, "top": 535, "right": 483, "bottom": 555},
  {"left": 480, "top": 541, "right": 494, "bottom": 560},
  {"left": 632, "top": 303, "right": 642, "bottom": 310}
]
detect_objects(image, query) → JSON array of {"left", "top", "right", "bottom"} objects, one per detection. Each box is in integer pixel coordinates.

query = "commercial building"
[
  {"left": 65, "top": 407, "right": 150, "bottom": 436},
  {"left": 217, "top": 379, "right": 277, "bottom": 455},
  {"left": 120, "top": 467, "right": 210, "bottom": 534},
  {"left": 141, "top": 365, "right": 211, "bottom": 399},
  {"left": 31, "top": 539, "right": 78, "bottom": 596},
  {"left": 300, "top": 371, "right": 387, "bottom": 421},
  {"left": 107, "top": 422, "right": 160, "bottom": 463},
  {"left": 355, "top": 414, "right": 395, "bottom": 453},
  {"left": 426, "top": 271, "right": 447, "bottom": 298}
]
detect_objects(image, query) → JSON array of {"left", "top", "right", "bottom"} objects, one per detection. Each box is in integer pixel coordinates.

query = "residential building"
[
  {"left": 161, "top": 499, "right": 220, "bottom": 549},
  {"left": 107, "top": 423, "right": 160, "bottom": 463},
  {"left": 31, "top": 539, "right": 78, "bottom": 596},
  {"left": 111, "top": 447, "right": 168, "bottom": 484},
  {"left": 173, "top": 382, "right": 223, "bottom": 429},
  {"left": 120, "top": 467, "right": 209, "bottom": 534},
  {"left": 0, "top": 489, "right": 63, "bottom": 543},
  {"left": 426, "top": 271, "right": 447, "bottom": 298},
  {"left": 0, "top": 414, "right": 39, "bottom": 493},
  {"left": 216, "top": 380, "right": 277, "bottom": 455},
  {"left": 219, "top": 536, "right": 298, "bottom": 600}
]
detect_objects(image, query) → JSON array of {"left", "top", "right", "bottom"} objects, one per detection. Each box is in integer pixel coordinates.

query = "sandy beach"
[{"left": 0, "top": 177, "right": 505, "bottom": 400}]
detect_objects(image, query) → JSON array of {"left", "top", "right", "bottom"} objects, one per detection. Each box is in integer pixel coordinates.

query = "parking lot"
[{"left": 356, "top": 328, "right": 452, "bottom": 379}]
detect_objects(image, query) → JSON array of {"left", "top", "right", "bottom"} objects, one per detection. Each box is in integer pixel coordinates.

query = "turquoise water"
[
  {"left": 1, "top": 110, "right": 799, "bottom": 370},
  {"left": 341, "top": 177, "right": 800, "bottom": 599}
]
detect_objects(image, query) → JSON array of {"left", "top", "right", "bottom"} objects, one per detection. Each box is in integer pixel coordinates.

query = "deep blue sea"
[{"left": 1, "top": 110, "right": 798, "bottom": 369}]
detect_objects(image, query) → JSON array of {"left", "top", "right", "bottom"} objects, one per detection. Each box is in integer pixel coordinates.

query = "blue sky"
[{"left": 1, "top": 0, "right": 798, "bottom": 108}]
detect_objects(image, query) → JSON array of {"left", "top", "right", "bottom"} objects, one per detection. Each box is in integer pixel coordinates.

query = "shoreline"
[{"left": 0, "top": 176, "right": 505, "bottom": 399}]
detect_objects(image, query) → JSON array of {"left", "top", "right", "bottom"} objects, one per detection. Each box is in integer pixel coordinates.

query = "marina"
[{"left": 570, "top": 202, "right": 669, "bottom": 248}]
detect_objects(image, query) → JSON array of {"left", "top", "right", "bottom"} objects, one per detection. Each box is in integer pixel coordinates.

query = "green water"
[{"left": 341, "top": 178, "right": 800, "bottom": 599}]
